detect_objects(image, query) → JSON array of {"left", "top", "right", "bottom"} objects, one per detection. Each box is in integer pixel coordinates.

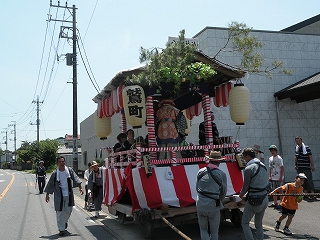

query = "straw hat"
[
  {"left": 205, "top": 150, "right": 225, "bottom": 162},
  {"left": 91, "top": 161, "right": 98, "bottom": 167}
]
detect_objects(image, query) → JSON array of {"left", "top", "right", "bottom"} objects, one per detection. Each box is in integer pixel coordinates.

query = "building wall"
[
  {"left": 194, "top": 27, "right": 320, "bottom": 187},
  {"left": 57, "top": 154, "right": 82, "bottom": 170},
  {"left": 0, "top": 153, "right": 13, "bottom": 168}
]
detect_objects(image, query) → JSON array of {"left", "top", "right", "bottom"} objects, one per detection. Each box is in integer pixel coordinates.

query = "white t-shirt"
[
  {"left": 58, "top": 170, "right": 69, "bottom": 196},
  {"left": 269, "top": 155, "right": 284, "bottom": 181},
  {"left": 84, "top": 169, "right": 90, "bottom": 185}
]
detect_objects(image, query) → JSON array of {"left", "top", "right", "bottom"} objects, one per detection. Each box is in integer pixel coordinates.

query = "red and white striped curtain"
[
  {"left": 117, "top": 84, "right": 124, "bottom": 109},
  {"left": 214, "top": 82, "right": 233, "bottom": 107},
  {"left": 185, "top": 101, "right": 202, "bottom": 120},
  {"left": 112, "top": 89, "right": 120, "bottom": 113},
  {"left": 97, "top": 84, "right": 125, "bottom": 118}
]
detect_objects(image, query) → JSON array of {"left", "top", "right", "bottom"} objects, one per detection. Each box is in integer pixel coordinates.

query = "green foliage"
[
  {"left": 0, "top": 148, "right": 4, "bottom": 156},
  {"left": 214, "top": 22, "right": 292, "bottom": 78},
  {"left": 125, "top": 29, "right": 217, "bottom": 93},
  {"left": 46, "top": 164, "right": 58, "bottom": 173},
  {"left": 38, "top": 139, "right": 59, "bottom": 167},
  {"left": 228, "top": 22, "right": 264, "bottom": 72},
  {"left": 2, "top": 162, "right": 10, "bottom": 169},
  {"left": 16, "top": 139, "right": 59, "bottom": 168},
  {"left": 127, "top": 22, "right": 291, "bottom": 91},
  {"left": 16, "top": 150, "right": 33, "bottom": 164}
]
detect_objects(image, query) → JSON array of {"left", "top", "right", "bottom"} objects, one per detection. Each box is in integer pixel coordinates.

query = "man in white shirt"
[{"left": 44, "top": 156, "right": 84, "bottom": 236}]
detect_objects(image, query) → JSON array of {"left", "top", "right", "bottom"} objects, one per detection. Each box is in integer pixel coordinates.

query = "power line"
[
  {"left": 39, "top": 6, "right": 60, "bottom": 102},
  {"left": 82, "top": 0, "right": 99, "bottom": 39},
  {"left": 49, "top": 1, "right": 79, "bottom": 173},
  {"left": 34, "top": 7, "right": 52, "bottom": 103},
  {"left": 77, "top": 32, "right": 100, "bottom": 93},
  {"left": 41, "top": 3, "right": 71, "bottom": 103},
  {"left": 6, "top": 1, "right": 100, "bottom": 152}
]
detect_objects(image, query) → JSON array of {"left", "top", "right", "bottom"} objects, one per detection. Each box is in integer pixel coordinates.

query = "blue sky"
[{"left": 1, "top": 0, "right": 320, "bottom": 151}]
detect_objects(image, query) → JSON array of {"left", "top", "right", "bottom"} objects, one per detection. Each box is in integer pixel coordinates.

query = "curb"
[
  {"left": 73, "top": 192, "right": 125, "bottom": 240},
  {"left": 73, "top": 178, "right": 143, "bottom": 240}
]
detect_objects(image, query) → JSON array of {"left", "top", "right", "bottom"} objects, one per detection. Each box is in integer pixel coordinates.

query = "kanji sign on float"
[{"left": 122, "top": 85, "right": 146, "bottom": 128}]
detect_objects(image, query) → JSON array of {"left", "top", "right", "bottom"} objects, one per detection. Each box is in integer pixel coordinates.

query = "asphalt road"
[
  {"left": 74, "top": 174, "right": 320, "bottom": 240},
  {"left": 1, "top": 169, "right": 319, "bottom": 240},
  {"left": 0, "top": 169, "right": 115, "bottom": 240}
]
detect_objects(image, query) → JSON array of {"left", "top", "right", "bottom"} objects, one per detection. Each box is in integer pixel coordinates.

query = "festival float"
[{"left": 92, "top": 49, "right": 248, "bottom": 238}]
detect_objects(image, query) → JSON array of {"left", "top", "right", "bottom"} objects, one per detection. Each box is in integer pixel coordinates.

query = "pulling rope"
[
  {"left": 269, "top": 193, "right": 320, "bottom": 196},
  {"left": 153, "top": 211, "right": 192, "bottom": 240}
]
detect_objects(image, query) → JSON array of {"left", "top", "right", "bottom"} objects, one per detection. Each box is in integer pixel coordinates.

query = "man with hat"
[
  {"left": 196, "top": 150, "right": 227, "bottom": 240},
  {"left": 268, "top": 144, "right": 284, "bottom": 209},
  {"left": 88, "top": 161, "right": 103, "bottom": 218},
  {"left": 239, "top": 147, "right": 269, "bottom": 240},
  {"left": 35, "top": 160, "right": 46, "bottom": 194}
]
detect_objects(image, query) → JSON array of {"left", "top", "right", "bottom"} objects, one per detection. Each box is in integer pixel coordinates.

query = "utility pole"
[
  {"left": 8, "top": 121, "right": 16, "bottom": 162},
  {"left": 1, "top": 129, "right": 8, "bottom": 163},
  {"left": 31, "top": 95, "right": 43, "bottom": 161},
  {"left": 49, "top": 1, "right": 79, "bottom": 172},
  {"left": 31, "top": 96, "right": 43, "bottom": 142}
]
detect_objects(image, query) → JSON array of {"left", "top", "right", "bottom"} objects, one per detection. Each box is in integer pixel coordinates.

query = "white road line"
[{"left": 87, "top": 219, "right": 96, "bottom": 224}]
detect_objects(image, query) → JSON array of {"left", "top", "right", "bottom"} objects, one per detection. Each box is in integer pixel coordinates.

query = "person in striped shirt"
[{"left": 294, "top": 136, "right": 316, "bottom": 200}]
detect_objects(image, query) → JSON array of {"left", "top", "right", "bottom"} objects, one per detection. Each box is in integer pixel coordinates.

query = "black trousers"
[{"left": 38, "top": 177, "right": 46, "bottom": 193}]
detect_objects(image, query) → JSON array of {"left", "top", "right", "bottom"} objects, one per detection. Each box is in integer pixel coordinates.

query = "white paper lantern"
[
  {"left": 122, "top": 85, "right": 146, "bottom": 128},
  {"left": 229, "top": 83, "right": 250, "bottom": 125},
  {"left": 94, "top": 111, "right": 112, "bottom": 139}
]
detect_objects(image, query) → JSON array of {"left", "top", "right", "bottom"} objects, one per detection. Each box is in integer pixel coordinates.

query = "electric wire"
[
  {"left": 42, "top": 82, "right": 68, "bottom": 125},
  {"left": 39, "top": 6, "right": 59, "bottom": 102},
  {"left": 5, "top": 1, "right": 100, "bottom": 150},
  {"left": 39, "top": 4, "right": 73, "bottom": 140},
  {"left": 33, "top": 11, "right": 51, "bottom": 104},
  {"left": 15, "top": 102, "right": 36, "bottom": 128},
  {"left": 76, "top": 0, "right": 101, "bottom": 93},
  {"left": 41, "top": 5, "right": 70, "bottom": 103},
  {"left": 13, "top": 5, "right": 54, "bottom": 133},
  {"left": 11, "top": 4, "right": 54, "bottom": 147},
  {"left": 82, "top": 0, "right": 98, "bottom": 39},
  {"left": 77, "top": 32, "right": 100, "bottom": 93}
]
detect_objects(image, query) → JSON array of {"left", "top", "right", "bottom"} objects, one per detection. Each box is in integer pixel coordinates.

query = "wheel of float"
[
  {"left": 117, "top": 211, "right": 126, "bottom": 225},
  {"left": 140, "top": 221, "right": 154, "bottom": 239},
  {"left": 231, "top": 209, "right": 243, "bottom": 228}
]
